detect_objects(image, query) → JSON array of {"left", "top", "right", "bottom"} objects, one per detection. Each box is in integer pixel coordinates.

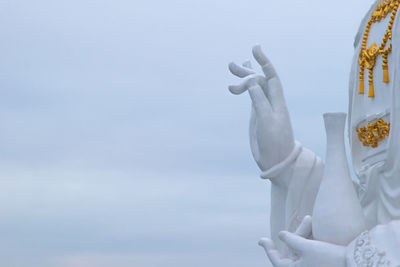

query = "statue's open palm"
[
  {"left": 259, "top": 216, "right": 346, "bottom": 267},
  {"left": 229, "top": 45, "right": 295, "bottom": 172}
]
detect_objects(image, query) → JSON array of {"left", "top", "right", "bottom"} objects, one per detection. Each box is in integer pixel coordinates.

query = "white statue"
[{"left": 228, "top": 0, "right": 400, "bottom": 266}]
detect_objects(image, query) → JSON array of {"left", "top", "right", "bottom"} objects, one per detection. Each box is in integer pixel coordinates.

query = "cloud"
[
  {"left": 0, "top": 168, "right": 270, "bottom": 266},
  {"left": 0, "top": 0, "right": 371, "bottom": 266}
]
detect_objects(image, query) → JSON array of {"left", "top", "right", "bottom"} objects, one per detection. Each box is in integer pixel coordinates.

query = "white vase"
[{"left": 312, "top": 112, "right": 366, "bottom": 246}]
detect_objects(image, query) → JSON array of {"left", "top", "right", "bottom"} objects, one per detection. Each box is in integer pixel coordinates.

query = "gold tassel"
[
  {"left": 368, "top": 82, "right": 375, "bottom": 97},
  {"left": 359, "top": 68, "right": 365, "bottom": 94},
  {"left": 368, "top": 69, "right": 375, "bottom": 97},
  {"left": 383, "top": 66, "right": 389, "bottom": 82},
  {"left": 383, "top": 54, "right": 389, "bottom": 83},
  {"left": 359, "top": 78, "right": 364, "bottom": 94}
]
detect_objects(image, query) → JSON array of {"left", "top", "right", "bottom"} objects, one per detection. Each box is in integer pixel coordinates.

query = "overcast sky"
[{"left": 0, "top": 0, "right": 372, "bottom": 266}]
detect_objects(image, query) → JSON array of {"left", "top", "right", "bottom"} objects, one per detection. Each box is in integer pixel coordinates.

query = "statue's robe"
[{"left": 263, "top": 1, "right": 400, "bottom": 265}]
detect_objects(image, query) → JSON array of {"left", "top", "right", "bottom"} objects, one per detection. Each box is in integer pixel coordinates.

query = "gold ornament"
[
  {"left": 358, "top": 0, "right": 399, "bottom": 97},
  {"left": 356, "top": 119, "right": 390, "bottom": 148}
]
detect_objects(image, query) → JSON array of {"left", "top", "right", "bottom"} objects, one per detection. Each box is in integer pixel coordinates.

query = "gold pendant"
[
  {"left": 358, "top": 0, "right": 399, "bottom": 97},
  {"left": 356, "top": 119, "right": 390, "bottom": 148}
]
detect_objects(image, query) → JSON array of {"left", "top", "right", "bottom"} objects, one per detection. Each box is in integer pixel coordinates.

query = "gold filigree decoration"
[
  {"left": 356, "top": 119, "right": 390, "bottom": 148},
  {"left": 358, "top": 0, "right": 399, "bottom": 97}
]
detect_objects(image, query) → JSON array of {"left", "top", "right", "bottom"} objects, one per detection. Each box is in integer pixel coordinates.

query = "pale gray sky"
[{"left": 0, "top": 0, "right": 371, "bottom": 266}]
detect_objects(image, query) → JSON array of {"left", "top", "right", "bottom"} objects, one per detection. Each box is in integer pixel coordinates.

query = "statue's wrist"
[
  {"left": 260, "top": 141, "right": 302, "bottom": 180},
  {"left": 346, "top": 228, "right": 396, "bottom": 267}
]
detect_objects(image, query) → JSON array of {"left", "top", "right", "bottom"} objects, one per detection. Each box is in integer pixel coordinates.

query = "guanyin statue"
[{"left": 228, "top": 0, "right": 400, "bottom": 266}]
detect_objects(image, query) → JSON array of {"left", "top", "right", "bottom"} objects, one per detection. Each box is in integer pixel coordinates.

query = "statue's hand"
[
  {"left": 259, "top": 216, "right": 346, "bottom": 267},
  {"left": 228, "top": 45, "right": 294, "bottom": 172}
]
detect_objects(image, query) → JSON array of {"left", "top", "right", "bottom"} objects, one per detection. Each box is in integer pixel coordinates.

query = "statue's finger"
[
  {"left": 229, "top": 62, "right": 255, "bottom": 78},
  {"left": 228, "top": 84, "right": 247, "bottom": 95},
  {"left": 252, "top": 45, "right": 278, "bottom": 81},
  {"left": 278, "top": 231, "right": 305, "bottom": 254},
  {"left": 295, "top": 215, "right": 312, "bottom": 238},
  {"left": 248, "top": 85, "right": 272, "bottom": 115},
  {"left": 252, "top": 45, "right": 286, "bottom": 112},
  {"left": 228, "top": 74, "right": 266, "bottom": 95},
  {"left": 266, "top": 77, "right": 288, "bottom": 113},
  {"left": 259, "top": 238, "right": 292, "bottom": 267},
  {"left": 242, "top": 60, "right": 253, "bottom": 69},
  {"left": 252, "top": 44, "right": 269, "bottom": 66},
  {"left": 258, "top": 237, "right": 276, "bottom": 250},
  {"left": 228, "top": 76, "right": 255, "bottom": 95}
]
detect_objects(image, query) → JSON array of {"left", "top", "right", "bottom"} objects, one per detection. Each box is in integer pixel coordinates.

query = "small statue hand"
[
  {"left": 229, "top": 45, "right": 295, "bottom": 172},
  {"left": 259, "top": 216, "right": 346, "bottom": 267}
]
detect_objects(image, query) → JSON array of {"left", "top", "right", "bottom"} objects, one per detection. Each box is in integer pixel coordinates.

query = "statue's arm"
[
  {"left": 228, "top": 45, "right": 323, "bottom": 252},
  {"left": 268, "top": 145, "right": 323, "bottom": 253}
]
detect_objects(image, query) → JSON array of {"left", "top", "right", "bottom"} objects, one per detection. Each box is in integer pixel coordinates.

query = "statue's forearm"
[
  {"left": 270, "top": 178, "right": 290, "bottom": 253},
  {"left": 267, "top": 145, "right": 324, "bottom": 250}
]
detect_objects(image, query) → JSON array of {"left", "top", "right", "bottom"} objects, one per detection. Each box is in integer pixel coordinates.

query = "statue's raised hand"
[{"left": 229, "top": 45, "right": 295, "bottom": 172}]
